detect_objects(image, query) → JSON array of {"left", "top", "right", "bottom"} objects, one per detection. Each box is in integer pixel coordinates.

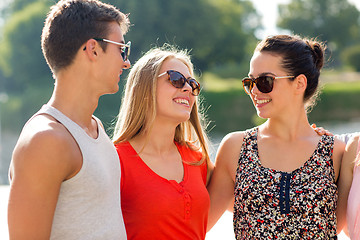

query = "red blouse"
[{"left": 115, "top": 141, "right": 209, "bottom": 240}]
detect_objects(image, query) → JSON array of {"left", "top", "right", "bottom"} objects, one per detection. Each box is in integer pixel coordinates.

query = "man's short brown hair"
[{"left": 41, "top": 0, "right": 130, "bottom": 74}]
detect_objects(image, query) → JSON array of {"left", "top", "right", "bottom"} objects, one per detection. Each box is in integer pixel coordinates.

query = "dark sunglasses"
[
  {"left": 158, "top": 70, "right": 201, "bottom": 96},
  {"left": 242, "top": 75, "right": 294, "bottom": 94},
  {"left": 92, "top": 38, "right": 131, "bottom": 61}
]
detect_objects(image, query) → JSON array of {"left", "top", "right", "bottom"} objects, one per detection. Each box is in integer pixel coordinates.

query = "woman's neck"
[
  {"left": 130, "top": 120, "right": 178, "bottom": 154},
  {"left": 260, "top": 110, "right": 316, "bottom": 141}
]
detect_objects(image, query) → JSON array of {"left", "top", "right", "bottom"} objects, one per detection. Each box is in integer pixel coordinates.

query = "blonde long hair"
[{"left": 112, "top": 45, "right": 210, "bottom": 165}]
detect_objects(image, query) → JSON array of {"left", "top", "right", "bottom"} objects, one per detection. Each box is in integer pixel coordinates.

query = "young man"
[{"left": 7, "top": 0, "right": 131, "bottom": 239}]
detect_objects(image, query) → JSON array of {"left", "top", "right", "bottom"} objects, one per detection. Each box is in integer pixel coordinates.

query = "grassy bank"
[
  {"left": 200, "top": 72, "right": 360, "bottom": 136},
  {"left": 310, "top": 81, "right": 360, "bottom": 123}
]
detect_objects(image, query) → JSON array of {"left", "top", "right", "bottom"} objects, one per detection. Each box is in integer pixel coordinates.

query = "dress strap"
[{"left": 239, "top": 128, "right": 258, "bottom": 156}]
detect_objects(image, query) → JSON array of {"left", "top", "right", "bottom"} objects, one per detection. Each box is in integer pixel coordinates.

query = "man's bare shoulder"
[
  {"left": 8, "top": 114, "right": 83, "bottom": 239},
  {"left": 14, "top": 114, "right": 75, "bottom": 153},
  {"left": 10, "top": 114, "right": 82, "bottom": 181}
]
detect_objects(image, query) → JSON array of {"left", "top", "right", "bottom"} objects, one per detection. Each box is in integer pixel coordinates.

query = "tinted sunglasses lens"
[
  {"left": 169, "top": 71, "right": 186, "bottom": 88},
  {"left": 188, "top": 79, "right": 200, "bottom": 96},
  {"left": 242, "top": 78, "right": 253, "bottom": 94},
  {"left": 168, "top": 71, "right": 200, "bottom": 96},
  {"left": 121, "top": 46, "right": 129, "bottom": 61},
  {"left": 121, "top": 42, "right": 131, "bottom": 61},
  {"left": 256, "top": 76, "right": 274, "bottom": 93}
]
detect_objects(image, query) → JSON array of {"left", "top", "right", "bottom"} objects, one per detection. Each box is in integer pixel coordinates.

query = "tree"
[
  {"left": 0, "top": 0, "right": 45, "bottom": 23},
  {"left": 277, "top": 0, "right": 360, "bottom": 66},
  {"left": 0, "top": 1, "right": 52, "bottom": 93},
  {"left": 0, "top": 1, "right": 53, "bottom": 130},
  {"left": 341, "top": 44, "right": 360, "bottom": 72},
  {"left": 105, "top": 0, "right": 260, "bottom": 70},
  {"left": 206, "top": 0, "right": 260, "bottom": 66}
]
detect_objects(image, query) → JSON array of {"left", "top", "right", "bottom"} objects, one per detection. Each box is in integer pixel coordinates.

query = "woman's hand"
[{"left": 311, "top": 123, "right": 333, "bottom": 136}]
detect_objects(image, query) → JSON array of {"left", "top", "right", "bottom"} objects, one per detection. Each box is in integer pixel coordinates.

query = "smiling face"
[
  {"left": 156, "top": 57, "right": 195, "bottom": 124},
  {"left": 248, "top": 51, "right": 296, "bottom": 119}
]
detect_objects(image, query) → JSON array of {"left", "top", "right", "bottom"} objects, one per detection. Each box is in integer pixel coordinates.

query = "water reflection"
[{"left": 321, "top": 121, "right": 360, "bottom": 135}]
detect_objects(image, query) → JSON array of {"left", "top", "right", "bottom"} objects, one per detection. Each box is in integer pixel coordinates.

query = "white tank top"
[{"left": 36, "top": 105, "right": 126, "bottom": 240}]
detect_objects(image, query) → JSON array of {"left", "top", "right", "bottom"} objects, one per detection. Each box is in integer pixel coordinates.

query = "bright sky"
[{"left": 251, "top": 0, "right": 360, "bottom": 39}]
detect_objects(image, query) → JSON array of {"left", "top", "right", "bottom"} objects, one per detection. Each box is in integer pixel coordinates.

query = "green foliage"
[
  {"left": 204, "top": 0, "right": 260, "bottom": 68},
  {"left": 341, "top": 44, "right": 360, "bottom": 72},
  {"left": 0, "top": 0, "right": 50, "bottom": 16},
  {"left": 0, "top": 1, "right": 52, "bottom": 93},
  {"left": 104, "top": 0, "right": 260, "bottom": 70},
  {"left": 308, "top": 81, "right": 360, "bottom": 123},
  {"left": 277, "top": 0, "right": 360, "bottom": 66},
  {"left": 0, "top": 0, "right": 17, "bottom": 20},
  {"left": 95, "top": 78, "right": 127, "bottom": 134},
  {"left": 1, "top": 85, "right": 52, "bottom": 132},
  {"left": 202, "top": 90, "right": 256, "bottom": 134}
]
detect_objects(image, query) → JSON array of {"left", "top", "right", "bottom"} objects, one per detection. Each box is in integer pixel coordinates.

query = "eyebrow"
[{"left": 249, "top": 72, "right": 276, "bottom": 77}]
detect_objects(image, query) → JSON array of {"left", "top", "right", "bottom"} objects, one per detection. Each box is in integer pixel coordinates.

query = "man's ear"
[
  {"left": 294, "top": 74, "right": 307, "bottom": 95},
  {"left": 82, "top": 39, "right": 99, "bottom": 59}
]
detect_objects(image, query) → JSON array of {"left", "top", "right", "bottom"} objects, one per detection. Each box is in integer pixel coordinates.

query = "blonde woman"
[{"left": 112, "top": 46, "right": 212, "bottom": 239}]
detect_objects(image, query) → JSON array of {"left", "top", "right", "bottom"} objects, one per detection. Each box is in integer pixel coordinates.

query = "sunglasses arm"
[{"left": 158, "top": 72, "right": 168, "bottom": 78}]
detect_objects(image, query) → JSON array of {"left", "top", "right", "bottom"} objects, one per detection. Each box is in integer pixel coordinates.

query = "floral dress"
[{"left": 233, "top": 128, "right": 337, "bottom": 239}]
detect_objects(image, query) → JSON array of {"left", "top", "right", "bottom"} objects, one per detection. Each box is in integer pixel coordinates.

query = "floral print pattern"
[{"left": 233, "top": 128, "right": 337, "bottom": 239}]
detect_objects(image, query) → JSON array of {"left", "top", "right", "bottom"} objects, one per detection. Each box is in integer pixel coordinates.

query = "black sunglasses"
[
  {"left": 91, "top": 38, "right": 131, "bottom": 61},
  {"left": 158, "top": 70, "right": 201, "bottom": 96},
  {"left": 242, "top": 75, "right": 294, "bottom": 94}
]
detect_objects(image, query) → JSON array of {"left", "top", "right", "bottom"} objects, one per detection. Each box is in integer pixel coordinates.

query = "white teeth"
[
  {"left": 257, "top": 99, "right": 271, "bottom": 104},
  {"left": 174, "top": 99, "right": 189, "bottom": 105}
]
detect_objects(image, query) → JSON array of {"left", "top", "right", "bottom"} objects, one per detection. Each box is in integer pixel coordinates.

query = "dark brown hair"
[
  {"left": 255, "top": 35, "right": 326, "bottom": 104},
  {"left": 41, "top": 0, "right": 130, "bottom": 74}
]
